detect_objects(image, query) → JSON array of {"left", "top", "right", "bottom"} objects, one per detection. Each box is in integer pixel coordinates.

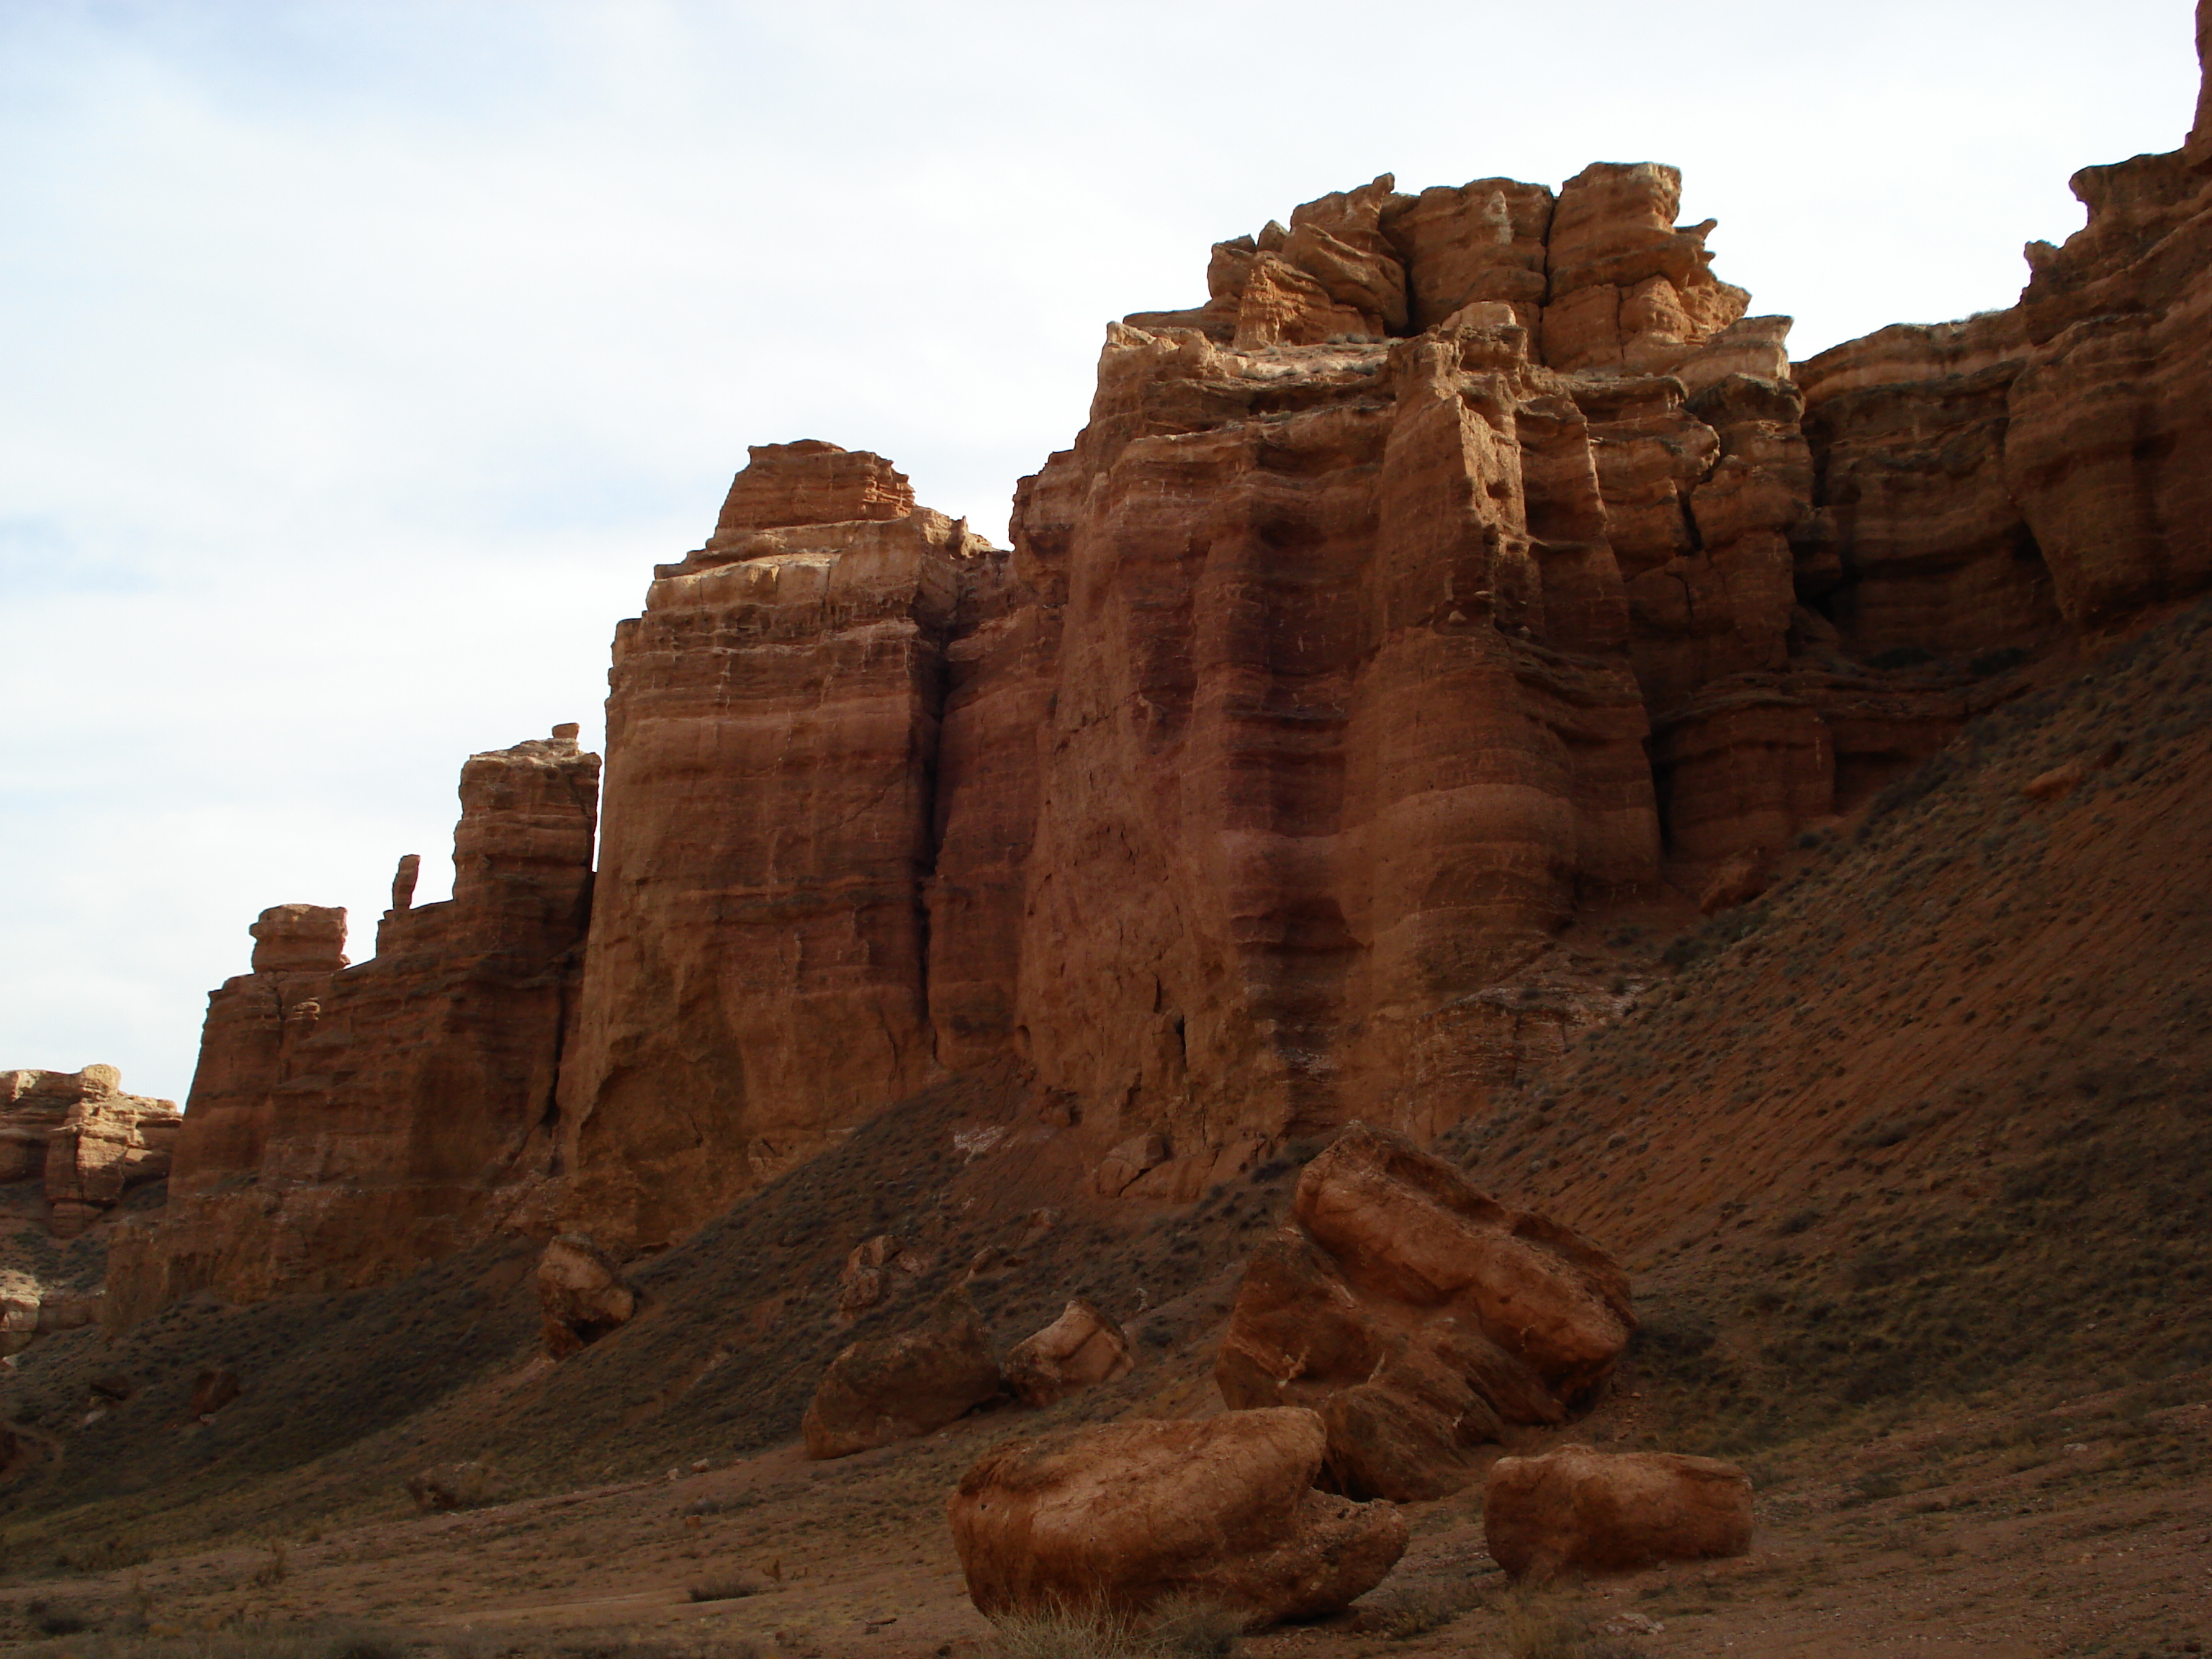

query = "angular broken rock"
[
  {"left": 536, "top": 1233, "right": 637, "bottom": 1358},
  {"left": 947, "top": 1407, "right": 1407, "bottom": 1627},
  {"left": 802, "top": 1287, "right": 1001, "bottom": 1459},
  {"left": 1483, "top": 1444, "right": 1753, "bottom": 1578},
  {"left": 1216, "top": 1123, "right": 1631, "bottom": 1501},
  {"left": 189, "top": 1367, "right": 241, "bottom": 1419},
  {"left": 1003, "top": 1299, "right": 1135, "bottom": 1407}
]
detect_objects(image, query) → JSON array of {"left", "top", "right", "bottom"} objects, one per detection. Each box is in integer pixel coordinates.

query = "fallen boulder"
[
  {"left": 1483, "top": 1444, "right": 1753, "bottom": 1578},
  {"left": 189, "top": 1367, "right": 242, "bottom": 1419},
  {"left": 1215, "top": 1123, "right": 1631, "bottom": 1501},
  {"left": 406, "top": 1458, "right": 504, "bottom": 1513},
  {"left": 802, "top": 1287, "right": 1001, "bottom": 1459},
  {"left": 536, "top": 1233, "right": 637, "bottom": 1358},
  {"left": 1004, "top": 1299, "right": 1136, "bottom": 1407},
  {"left": 948, "top": 1407, "right": 1406, "bottom": 1627}
]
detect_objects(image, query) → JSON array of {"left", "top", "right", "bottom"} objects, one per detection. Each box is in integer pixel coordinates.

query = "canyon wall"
[{"left": 107, "top": 8, "right": 2212, "bottom": 1310}]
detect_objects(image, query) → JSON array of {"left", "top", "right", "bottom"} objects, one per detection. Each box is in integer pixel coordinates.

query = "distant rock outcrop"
[
  {"left": 1, "top": 1066, "right": 179, "bottom": 1241},
  {"left": 948, "top": 1408, "right": 1407, "bottom": 1627},
  {"left": 1483, "top": 1444, "right": 1754, "bottom": 1578},
  {"left": 1216, "top": 1124, "right": 1630, "bottom": 1500}
]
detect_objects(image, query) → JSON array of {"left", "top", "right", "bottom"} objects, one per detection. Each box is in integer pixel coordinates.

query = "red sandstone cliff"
[
  {"left": 105, "top": 7, "right": 2212, "bottom": 1312},
  {"left": 549, "top": 446, "right": 995, "bottom": 1249},
  {"left": 106, "top": 729, "right": 598, "bottom": 1324}
]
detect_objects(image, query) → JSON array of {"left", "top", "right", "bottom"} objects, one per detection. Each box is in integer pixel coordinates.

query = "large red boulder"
[
  {"left": 947, "top": 1407, "right": 1406, "bottom": 1627},
  {"left": 802, "top": 1288, "right": 1001, "bottom": 1459},
  {"left": 1216, "top": 1123, "right": 1630, "bottom": 1501},
  {"left": 1483, "top": 1444, "right": 1753, "bottom": 1578}
]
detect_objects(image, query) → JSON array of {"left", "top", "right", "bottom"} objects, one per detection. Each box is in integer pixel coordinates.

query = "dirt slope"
[{"left": 1439, "top": 594, "right": 2212, "bottom": 1449}]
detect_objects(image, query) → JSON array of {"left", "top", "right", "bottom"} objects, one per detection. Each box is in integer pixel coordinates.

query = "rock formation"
[
  {"left": 948, "top": 1408, "right": 1407, "bottom": 1626},
  {"left": 104, "top": 729, "right": 598, "bottom": 1325},
  {"left": 104, "top": 8, "right": 2212, "bottom": 1323},
  {"left": 1483, "top": 1445, "right": 1754, "bottom": 1578},
  {"left": 801, "top": 1287, "right": 1002, "bottom": 1459},
  {"left": 536, "top": 1233, "right": 637, "bottom": 1357},
  {"left": 1215, "top": 1124, "right": 1629, "bottom": 1499},
  {"left": 1003, "top": 1299, "right": 1136, "bottom": 1406},
  {"left": 1, "top": 1066, "right": 179, "bottom": 1238}
]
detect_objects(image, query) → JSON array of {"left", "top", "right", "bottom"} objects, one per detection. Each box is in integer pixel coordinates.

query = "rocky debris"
[
  {"left": 189, "top": 1367, "right": 241, "bottom": 1419},
  {"left": 536, "top": 1233, "right": 637, "bottom": 1357},
  {"left": 405, "top": 1459, "right": 504, "bottom": 1513},
  {"left": 947, "top": 1407, "right": 1407, "bottom": 1627},
  {"left": 1482, "top": 1444, "right": 1753, "bottom": 1578},
  {"left": 835, "top": 1233, "right": 934, "bottom": 1321},
  {"left": 1003, "top": 1300, "right": 1136, "bottom": 1407},
  {"left": 0, "top": 1272, "right": 38, "bottom": 1358},
  {"left": 801, "top": 1288, "right": 1002, "bottom": 1460},
  {"left": 0, "top": 1067, "right": 179, "bottom": 1238},
  {"left": 1698, "top": 849, "right": 1773, "bottom": 914},
  {"left": 104, "top": 728, "right": 600, "bottom": 1328},
  {"left": 1216, "top": 1124, "right": 1630, "bottom": 1501}
]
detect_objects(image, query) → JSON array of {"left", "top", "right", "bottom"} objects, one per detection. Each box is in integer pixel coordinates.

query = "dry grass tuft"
[
  {"left": 1498, "top": 1588, "right": 1650, "bottom": 1659},
  {"left": 986, "top": 1596, "right": 1242, "bottom": 1659}
]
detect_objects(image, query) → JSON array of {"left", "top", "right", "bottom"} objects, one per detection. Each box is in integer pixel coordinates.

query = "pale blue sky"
[{"left": 1, "top": 0, "right": 2200, "bottom": 1102}]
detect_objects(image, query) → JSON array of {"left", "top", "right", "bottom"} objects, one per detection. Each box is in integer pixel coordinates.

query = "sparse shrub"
[
  {"left": 34, "top": 1604, "right": 91, "bottom": 1637},
  {"left": 986, "top": 1596, "right": 1241, "bottom": 1659},
  {"left": 252, "top": 1539, "right": 289, "bottom": 1588},
  {"left": 1360, "top": 1580, "right": 1469, "bottom": 1639},
  {"left": 688, "top": 1570, "right": 769, "bottom": 1602},
  {"left": 1498, "top": 1588, "right": 1647, "bottom": 1659},
  {"left": 1841, "top": 1467, "right": 1904, "bottom": 1505},
  {"left": 323, "top": 1626, "right": 409, "bottom": 1659}
]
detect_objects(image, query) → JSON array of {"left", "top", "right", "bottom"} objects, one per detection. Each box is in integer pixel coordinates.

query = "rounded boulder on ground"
[
  {"left": 946, "top": 1406, "right": 1408, "bottom": 1627},
  {"left": 1483, "top": 1443, "right": 1753, "bottom": 1579},
  {"left": 802, "top": 1286, "right": 1002, "bottom": 1459}
]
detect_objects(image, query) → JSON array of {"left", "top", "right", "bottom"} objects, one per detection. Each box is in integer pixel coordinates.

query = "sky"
[{"left": 2, "top": 0, "right": 2201, "bottom": 1105}]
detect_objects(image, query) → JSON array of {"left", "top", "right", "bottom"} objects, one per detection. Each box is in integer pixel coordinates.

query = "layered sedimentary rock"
[
  {"left": 1797, "top": 30, "right": 2212, "bottom": 659},
  {"left": 1, "top": 1066, "right": 179, "bottom": 1238},
  {"left": 106, "top": 730, "right": 598, "bottom": 1323},
  {"left": 1215, "top": 1124, "right": 1629, "bottom": 1500},
  {"left": 554, "top": 444, "right": 994, "bottom": 1249},
  {"left": 112, "top": 9, "right": 2212, "bottom": 1318}
]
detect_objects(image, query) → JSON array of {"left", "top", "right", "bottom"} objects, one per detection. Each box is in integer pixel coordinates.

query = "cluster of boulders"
[
  {"left": 1216, "top": 1124, "right": 1632, "bottom": 1501},
  {"left": 928, "top": 1121, "right": 1751, "bottom": 1628},
  {"left": 802, "top": 1290, "right": 1136, "bottom": 1460}
]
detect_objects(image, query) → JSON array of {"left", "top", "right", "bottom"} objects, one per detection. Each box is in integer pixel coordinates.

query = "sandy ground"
[{"left": 4, "top": 1381, "right": 2208, "bottom": 1659}]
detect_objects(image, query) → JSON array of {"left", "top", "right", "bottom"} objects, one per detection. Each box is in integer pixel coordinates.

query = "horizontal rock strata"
[{"left": 106, "top": 7, "right": 2212, "bottom": 1318}]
